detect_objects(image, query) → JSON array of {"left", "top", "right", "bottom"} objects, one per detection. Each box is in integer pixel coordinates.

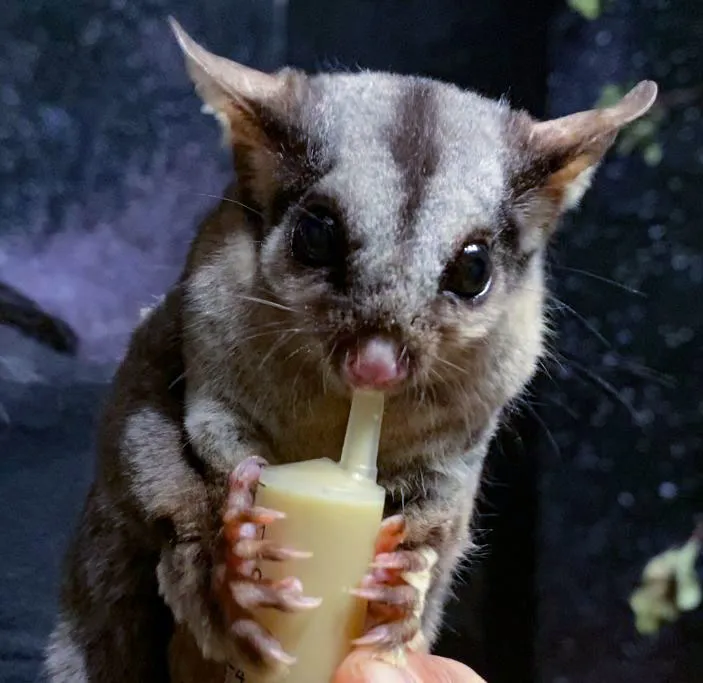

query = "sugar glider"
[{"left": 44, "top": 18, "right": 657, "bottom": 683}]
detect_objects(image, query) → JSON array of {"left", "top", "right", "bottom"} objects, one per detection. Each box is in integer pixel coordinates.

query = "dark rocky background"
[{"left": 0, "top": 1, "right": 700, "bottom": 681}]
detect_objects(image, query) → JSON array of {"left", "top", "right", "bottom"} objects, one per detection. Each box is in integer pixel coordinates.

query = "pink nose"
[{"left": 343, "top": 337, "right": 408, "bottom": 390}]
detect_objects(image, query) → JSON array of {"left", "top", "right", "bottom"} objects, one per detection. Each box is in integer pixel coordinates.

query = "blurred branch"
[{"left": 0, "top": 281, "right": 79, "bottom": 355}]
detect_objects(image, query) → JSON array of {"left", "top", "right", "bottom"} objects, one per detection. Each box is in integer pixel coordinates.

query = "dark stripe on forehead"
[{"left": 388, "top": 80, "right": 440, "bottom": 236}]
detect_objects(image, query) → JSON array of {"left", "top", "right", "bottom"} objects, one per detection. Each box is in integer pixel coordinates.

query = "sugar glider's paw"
[
  {"left": 351, "top": 515, "right": 438, "bottom": 653},
  {"left": 213, "top": 456, "right": 321, "bottom": 670},
  {"left": 157, "top": 456, "right": 319, "bottom": 675}
]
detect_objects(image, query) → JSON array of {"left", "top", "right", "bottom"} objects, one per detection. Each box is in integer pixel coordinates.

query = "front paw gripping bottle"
[{"left": 231, "top": 390, "right": 386, "bottom": 683}]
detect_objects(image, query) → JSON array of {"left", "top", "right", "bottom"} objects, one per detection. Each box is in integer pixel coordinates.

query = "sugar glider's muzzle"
[{"left": 341, "top": 336, "right": 409, "bottom": 391}]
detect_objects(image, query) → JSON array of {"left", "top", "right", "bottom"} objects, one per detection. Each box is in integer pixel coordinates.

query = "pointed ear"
[
  {"left": 511, "top": 80, "right": 658, "bottom": 235},
  {"left": 168, "top": 17, "right": 301, "bottom": 147}
]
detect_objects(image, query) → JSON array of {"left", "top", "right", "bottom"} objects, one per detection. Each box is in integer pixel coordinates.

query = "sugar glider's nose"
[{"left": 343, "top": 337, "right": 409, "bottom": 390}]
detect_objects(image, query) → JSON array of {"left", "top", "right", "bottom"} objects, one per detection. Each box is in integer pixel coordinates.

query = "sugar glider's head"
[{"left": 173, "top": 19, "right": 656, "bottom": 414}]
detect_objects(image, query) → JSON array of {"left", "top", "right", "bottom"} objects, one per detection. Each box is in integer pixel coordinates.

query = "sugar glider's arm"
[
  {"left": 46, "top": 291, "right": 223, "bottom": 682},
  {"left": 107, "top": 291, "right": 318, "bottom": 678},
  {"left": 46, "top": 292, "right": 272, "bottom": 681}
]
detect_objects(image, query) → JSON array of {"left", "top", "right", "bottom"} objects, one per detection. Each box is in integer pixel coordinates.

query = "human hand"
[{"left": 333, "top": 648, "right": 486, "bottom": 683}]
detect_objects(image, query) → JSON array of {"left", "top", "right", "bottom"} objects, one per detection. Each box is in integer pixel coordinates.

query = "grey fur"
[{"left": 45, "top": 20, "right": 657, "bottom": 682}]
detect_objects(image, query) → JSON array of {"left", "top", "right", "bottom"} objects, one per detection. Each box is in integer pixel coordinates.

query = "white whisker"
[
  {"left": 431, "top": 353, "right": 470, "bottom": 377},
  {"left": 191, "top": 192, "right": 264, "bottom": 218},
  {"left": 233, "top": 294, "right": 296, "bottom": 314}
]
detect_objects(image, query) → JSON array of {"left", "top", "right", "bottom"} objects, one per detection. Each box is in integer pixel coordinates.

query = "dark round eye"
[
  {"left": 291, "top": 207, "right": 344, "bottom": 268},
  {"left": 443, "top": 243, "right": 493, "bottom": 300}
]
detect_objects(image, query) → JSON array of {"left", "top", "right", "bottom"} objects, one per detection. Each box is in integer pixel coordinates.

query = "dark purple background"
[{"left": 0, "top": 1, "right": 701, "bottom": 681}]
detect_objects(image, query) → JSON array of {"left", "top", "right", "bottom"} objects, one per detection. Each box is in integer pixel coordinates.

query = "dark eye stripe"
[
  {"left": 495, "top": 206, "right": 533, "bottom": 277},
  {"left": 290, "top": 204, "right": 348, "bottom": 290}
]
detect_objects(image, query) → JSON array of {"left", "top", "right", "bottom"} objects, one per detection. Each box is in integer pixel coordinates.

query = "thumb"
[{"left": 333, "top": 648, "right": 486, "bottom": 683}]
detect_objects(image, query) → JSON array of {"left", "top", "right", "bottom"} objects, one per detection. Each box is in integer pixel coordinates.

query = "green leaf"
[
  {"left": 617, "top": 129, "right": 642, "bottom": 155},
  {"left": 678, "top": 579, "right": 702, "bottom": 612},
  {"left": 631, "top": 119, "right": 658, "bottom": 139},
  {"left": 630, "top": 535, "right": 702, "bottom": 635},
  {"left": 643, "top": 143, "right": 664, "bottom": 167},
  {"left": 597, "top": 83, "right": 626, "bottom": 109},
  {"left": 674, "top": 538, "right": 702, "bottom": 611},
  {"left": 567, "top": 0, "right": 603, "bottom": 20}
]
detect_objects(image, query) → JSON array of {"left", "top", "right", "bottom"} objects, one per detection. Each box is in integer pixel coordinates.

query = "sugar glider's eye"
[
  {"left": 291, "top": 206, "right": 345, "bottom": 269},
  {"left": 443, "top": 243, "right": 493, "bottom": 300}
]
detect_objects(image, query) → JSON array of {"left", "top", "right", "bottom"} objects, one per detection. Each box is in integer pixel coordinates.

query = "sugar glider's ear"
[
  {"left": 169, "top": 17, "right": 303, "bottom": 148},
  {"left": 511, "top": 80, "right": 658, "bottom": 238}
]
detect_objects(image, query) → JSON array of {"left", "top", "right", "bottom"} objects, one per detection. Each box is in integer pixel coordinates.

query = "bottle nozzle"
[{"left": 339, "top": 390, "right": 385, "bottom": 481}]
